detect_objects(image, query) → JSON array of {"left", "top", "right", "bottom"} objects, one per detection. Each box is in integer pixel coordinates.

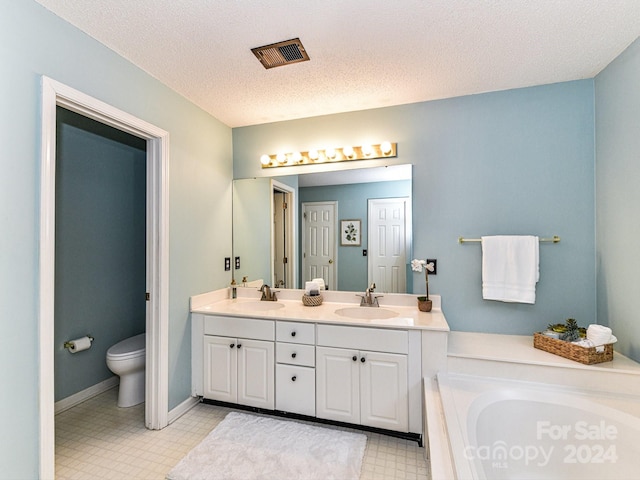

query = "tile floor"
[{"left": 55, "top": 388, "right": 430, "bottom": 479}]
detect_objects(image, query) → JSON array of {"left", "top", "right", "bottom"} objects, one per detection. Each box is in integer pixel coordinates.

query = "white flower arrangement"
[{"left": 411, "top": 259, "right": 435, "bottom": 300}]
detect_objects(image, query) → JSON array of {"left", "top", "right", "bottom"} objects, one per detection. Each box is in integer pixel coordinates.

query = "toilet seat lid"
[{"left": 107, "top": 333, "right": 146, "bottom": 359}]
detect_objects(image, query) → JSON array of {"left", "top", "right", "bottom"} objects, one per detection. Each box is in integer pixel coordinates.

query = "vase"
[{"left": 417, "top": 296, "right": 432, "bottom": 312}]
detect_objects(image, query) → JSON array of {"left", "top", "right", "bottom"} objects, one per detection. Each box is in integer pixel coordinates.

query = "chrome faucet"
[
  {"left": 259, "top": 284, "right": 278, "bottom": 301},
  {"left": 358, "top": 283, "right": 382, "bottom": 307}
]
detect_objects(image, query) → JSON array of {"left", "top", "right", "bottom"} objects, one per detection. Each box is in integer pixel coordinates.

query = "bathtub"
[{"left": 431, "top": 373, "right": 640, "bottom": 480}]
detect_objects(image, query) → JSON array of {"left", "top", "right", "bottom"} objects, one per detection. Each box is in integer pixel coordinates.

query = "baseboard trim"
[
  {"left": 55, "top": 376, "right": 119, "bottom": 414},
  {"left": 168, "top": 396, "right": 200, "bottom": 425}
]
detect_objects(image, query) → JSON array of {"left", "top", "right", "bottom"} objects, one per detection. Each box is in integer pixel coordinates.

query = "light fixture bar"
[{"left": 260, "top": 142, "right": 397, "bottom": 169}]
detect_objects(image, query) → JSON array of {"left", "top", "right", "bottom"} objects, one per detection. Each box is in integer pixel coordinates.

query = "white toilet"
[{"left": 106, "top": 333, "right": 146, "bottom": 407}]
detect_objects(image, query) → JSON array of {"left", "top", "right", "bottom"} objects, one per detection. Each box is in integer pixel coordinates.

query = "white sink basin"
[
  {"left": 334, "top": 307, "right": 399, "bottom": 320},
  {"left": 231, "top": 301, "right": 285, "bottom": 312}
]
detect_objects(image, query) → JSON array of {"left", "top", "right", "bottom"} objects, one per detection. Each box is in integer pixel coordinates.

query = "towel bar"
[{"left": 458, "top": 235, "right": 560, "bottom": 244}]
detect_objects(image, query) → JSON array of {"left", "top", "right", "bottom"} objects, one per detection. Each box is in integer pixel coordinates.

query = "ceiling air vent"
[{"left": 251, "top": 38, "right": 310, "bottom": 69}]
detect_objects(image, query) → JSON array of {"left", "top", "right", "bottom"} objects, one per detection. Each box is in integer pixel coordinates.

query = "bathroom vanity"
[{"left": 191, "top": 287, "right": 449, "bottom": 441}]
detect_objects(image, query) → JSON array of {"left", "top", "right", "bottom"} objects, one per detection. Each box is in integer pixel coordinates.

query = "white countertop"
[{"left": 191, "top": 287, "right": 450, "bottom": 331}]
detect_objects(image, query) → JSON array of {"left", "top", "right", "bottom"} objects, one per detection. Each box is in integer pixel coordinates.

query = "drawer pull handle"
[
  {"left": 291, "top": 353, "right": 297, "bottom": 358},
  {"left": 360, "top": 357, "right": 366, "bottom": 363},
  {"left": 230, "top": 343, "right": 235, "bottom": 349},
  {"left": 352, "top": 356, "right": 357, "bottom": 362},
  {"left": 291, "top": 331, "right": 297, "bottom": 337},
  {"left": 237, "top": 343, "right": 242, "bottom": 349},
  {"left": 291, "top": 376, "right": 297, "bottom": 382}
]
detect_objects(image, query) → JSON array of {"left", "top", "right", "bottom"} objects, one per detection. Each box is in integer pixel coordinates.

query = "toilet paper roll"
[{"left": 68, "top": 336, "right": 92, "bottom": 353}]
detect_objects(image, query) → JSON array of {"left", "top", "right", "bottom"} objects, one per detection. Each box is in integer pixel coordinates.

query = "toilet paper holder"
[{"left": 64, "top": 335, "right": 94, "bottom": 350}]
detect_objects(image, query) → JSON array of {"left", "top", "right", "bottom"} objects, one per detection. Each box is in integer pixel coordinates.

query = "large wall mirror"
[{"left": 232, "top": 164, "right": 413, "bottom": 293}]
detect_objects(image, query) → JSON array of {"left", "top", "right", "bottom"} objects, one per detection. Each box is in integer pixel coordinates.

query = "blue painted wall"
[
  {"left": 0, "top": 2, "right": 232, "bottom": 477},
  {"left": 595, "top": 37, "right": 640, "bottom": 363},
  {"left": 55, "top": 107, "right": 146, "bottom": 401},
  {"left": 299, "top": 180, "right": 411, "bottom": 292},
  {"left": 234, "top": 80, "right": 596, "bottom": 335}
]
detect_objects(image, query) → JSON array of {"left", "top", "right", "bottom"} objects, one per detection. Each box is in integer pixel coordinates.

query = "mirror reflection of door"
[
  {"left": 272, "top": 181, "right": 295, "bottom": 289},
  {"left": 302, "top": 201, "right": 337, "bottom": 290},
  {"left": 368, "top": 198, "right": 410, "bottom": 293}
]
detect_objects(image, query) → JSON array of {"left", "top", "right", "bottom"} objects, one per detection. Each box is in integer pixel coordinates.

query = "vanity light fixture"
[{"left": 259, "top": 142, "right": 397, "bottom": 169}]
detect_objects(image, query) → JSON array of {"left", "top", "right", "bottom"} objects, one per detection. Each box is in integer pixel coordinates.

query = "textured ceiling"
[{"left": 35, "top": 0, "right": 640, "bottom": 128}]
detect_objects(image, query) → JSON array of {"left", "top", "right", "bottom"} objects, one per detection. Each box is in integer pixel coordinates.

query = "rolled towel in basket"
[{"left": 587, "top": 324, "right": 613, "bottom": 346}]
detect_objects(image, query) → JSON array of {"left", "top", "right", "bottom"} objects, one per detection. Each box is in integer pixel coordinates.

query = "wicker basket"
[
  {"left": 533, "top": 332, "right": 613, "bottom": 365},
  {"left": 302, "top": 294, "right": 323, "bottom": 307}
]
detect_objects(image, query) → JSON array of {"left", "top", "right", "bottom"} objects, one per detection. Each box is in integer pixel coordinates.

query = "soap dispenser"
[{"left": 230, "top": 279, "right": 237, "bottom": 299}]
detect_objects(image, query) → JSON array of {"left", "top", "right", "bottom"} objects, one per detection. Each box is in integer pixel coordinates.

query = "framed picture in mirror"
[{"left": 340, "top": 219, "right": 361, "bottom": 246}]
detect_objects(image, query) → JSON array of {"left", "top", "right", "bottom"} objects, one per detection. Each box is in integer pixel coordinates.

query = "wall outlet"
[
  {"left": 235, "top": 257, "right": 241, "bottom": 269},
  {"left": 426, "top": 258, "right": 437, "bottom": 275},
  {"left": 224, "top": 257, "right": 231, "bottom": 271}
]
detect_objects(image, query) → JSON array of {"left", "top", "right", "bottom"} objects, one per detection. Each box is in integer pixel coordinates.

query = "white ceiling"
[{"left": 35, "top": 0, "right": 640, "bottom": 128}]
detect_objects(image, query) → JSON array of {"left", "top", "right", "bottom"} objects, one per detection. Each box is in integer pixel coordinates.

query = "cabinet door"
[
  {"left": 203, "top": 335, "right": 237, "bottom": 402},
  {"left": 316, "top": 346, "right": 359, "bottom": 424},
  {"left": 360, "top": 350, "right": 408, "bottom": 432},
  {"left": 237, "top": 338, "right": 275, "bottom": 409}
]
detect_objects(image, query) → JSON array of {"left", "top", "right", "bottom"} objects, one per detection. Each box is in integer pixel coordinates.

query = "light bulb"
[
  {"left": 260, "top": 154, "right": 271, "bottom": 166},
  {"left": 362, "top": 144, "right": 373, "bottom": 156},
  {"left": 381, "top": 141, "right": 392, "bottom": 155},
  {"left": 326, "top": 147, "right": 336, "bottom": 159},
  {"left": 276, "top": 152, "right": 287, "bottom": 164},
  {"left": 343, "top": 146, "right": 354, "bottom": 158},
  {"left": 292, "top": 151, "right": 302, "bottom": 163},
  {"left": 308, "top": 149, "right": 319, "bottom": 161}
]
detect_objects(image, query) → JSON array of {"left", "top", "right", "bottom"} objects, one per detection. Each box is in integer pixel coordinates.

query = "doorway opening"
[
  {"left": 39, "top": 77, "right": 169, "bottom": 479},
  {"left": 271, "top": 180, "right": 296, "bottom": 289}
]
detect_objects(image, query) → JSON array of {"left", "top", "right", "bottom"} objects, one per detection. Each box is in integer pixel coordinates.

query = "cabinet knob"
[
  {"left": 352, "top": 355, "right": 357, "bottom": 361},
  {"left": 291, "top": 331, "right": 296, "bottom": 337},
  {"left": 291, "top": 352, "right": 297, "bottom": 358},
  {"left": 360, "top": 357, "right": 366, "bottom": 363},
  {"left": 291, "top": 376, "right": 297, "bottom": 382},
  {"left": 230, "top": 343, "right": 235, "bottom": 348},
  {"left": 237, "top": 343, "right": 242, "bottom": 349}
]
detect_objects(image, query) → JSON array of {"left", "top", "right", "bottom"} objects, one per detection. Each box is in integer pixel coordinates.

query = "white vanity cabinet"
[
  {"left": 192, "top": 310, "right": 424, "bottom": 438},
  {"left": 316, "top": 325, "right": 418, "bottom": 433},
  {"left": 200, "top": 315, "right": 275, "bottom": 410},
  {"left": 275, "top": 321, "right": 316, "bottom": 416}
]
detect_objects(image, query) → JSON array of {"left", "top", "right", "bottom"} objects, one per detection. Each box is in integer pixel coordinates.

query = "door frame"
[
  {"left": 271, "top": 180, "right": 296, "bottom": 289},
  {"left": 39, "top": 76, "right": 170, "bottom": 479}
]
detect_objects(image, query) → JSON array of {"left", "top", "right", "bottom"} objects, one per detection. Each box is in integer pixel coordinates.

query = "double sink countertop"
[{"left": 191, "top": 286, "right": 450, "bottom": 331}]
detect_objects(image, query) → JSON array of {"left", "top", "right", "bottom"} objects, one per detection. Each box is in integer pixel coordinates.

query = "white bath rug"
[{"left": 166, "top": 411, "right": 367, "bottom": 480}]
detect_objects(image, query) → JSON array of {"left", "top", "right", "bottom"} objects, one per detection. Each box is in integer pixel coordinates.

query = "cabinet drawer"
[
  {"left": 276, "top": 364, "right": 315, "bottom": 416},
  {"left": 316, "top": 324, "right": 408, "bottom": 354},
  {"left": 276, "top": 321, "right": 315, "bottom": 345},
  {"left": 276, "top": 342, "right": 315, "bottom": 367},
  {"left": 204, "top": 315, "right": 274, "bottom": 341}
]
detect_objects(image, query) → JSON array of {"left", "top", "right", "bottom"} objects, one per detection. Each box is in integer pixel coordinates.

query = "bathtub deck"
[{"left": 446, "top": 331, "right": 640, "bottom": 396}]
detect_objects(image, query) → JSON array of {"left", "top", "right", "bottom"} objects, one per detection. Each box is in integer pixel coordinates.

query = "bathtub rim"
[{"left": 436, "top": 372, "right": 640, "bottom": 480}]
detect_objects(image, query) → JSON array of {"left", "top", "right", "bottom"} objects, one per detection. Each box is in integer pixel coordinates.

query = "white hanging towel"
[{"left": 481, "top": 235, "right": 539, "bottom": 304}]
